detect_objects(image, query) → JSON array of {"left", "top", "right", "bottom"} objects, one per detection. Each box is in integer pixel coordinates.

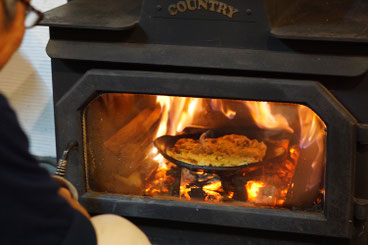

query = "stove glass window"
[{"left": 83, "top": 93, "right": 326, "bottom": 211}]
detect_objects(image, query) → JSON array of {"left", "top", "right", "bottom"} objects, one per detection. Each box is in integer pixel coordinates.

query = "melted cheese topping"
[{"left": 166, "top": 134, "right": 267, "bottom": 167}]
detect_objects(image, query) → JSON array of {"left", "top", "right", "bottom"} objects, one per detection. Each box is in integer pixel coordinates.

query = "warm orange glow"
[
  {"left": 155, "top": 96, "right": 171, "bottom": 137},
  {"left": 155, "top": 96, "right": 202, "bottom": 137},
  {"left": 180, "top": 185, "right": 192, "bottom": 200},
  {"left": 245, "top": 101, "right": 294, "bottom": 133},
  {"left": 298, "top": 106, "right": 326, "bottom": 191},
  {"left": 227, "top": 191, "right": 234, "bottom": 199},
  {"left": 211, "top": 99, "right": 237, "bottom": 119},
  {"left": 298, "top": 106, "right": 326, "bottom": 149},
  {"left": 197, "top": 170, "right": 204, "bottom": 175},
  {"left": 245, "top": 180, "right": 265, "bottom": 202},
  {"left": 177, "top": 98, "right": 200, "bottom": 132},
  {"left": 144, "top": 151, "right": 173, "bottom": 195},
  {"left": 142, "top": 95, "right": 325, "bottom": 208},
  {"left": 149, "top": 96, "right": 205, "bottom": 196},
  {"left": 289, "top": 146, "right": 299, "bottom": 162},
  {"left": 203, "top": 181, "right": 223, "bottom": 201},
  {"left": 277, "top": 199, "right": 285, "bottom": 205}
]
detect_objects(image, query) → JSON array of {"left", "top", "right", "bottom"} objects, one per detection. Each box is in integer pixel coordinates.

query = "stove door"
[{"left": 55, "top": 69, "right": 356, "bottom": 239}]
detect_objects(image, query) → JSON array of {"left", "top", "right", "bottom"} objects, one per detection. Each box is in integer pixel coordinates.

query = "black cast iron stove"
[{"left": 41, "top": 0, "right": 368, "bottom": 244}]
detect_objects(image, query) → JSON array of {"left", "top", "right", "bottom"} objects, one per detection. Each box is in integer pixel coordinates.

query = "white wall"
[{"left": 0, "top": 0, "right": 67, "bottom": 157}]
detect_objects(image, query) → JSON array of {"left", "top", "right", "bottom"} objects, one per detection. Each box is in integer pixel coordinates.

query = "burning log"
[{"left": 92, "top": 106, "right": 162, "bottom": 195}]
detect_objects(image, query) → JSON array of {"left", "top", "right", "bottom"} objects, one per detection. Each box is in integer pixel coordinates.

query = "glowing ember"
[
  {"left": 180, "top": 185, "right": 192, "bottom": 200},
  {"left": 227, "top": 191, "right": 234, "bottom": 199},
  {"left": 245, "top": 181, "right": 265, "bottom": 202},
  {"left": 144, "top": 155, "right": 174, "bottom": 196},
  {"left": 203, "top": 181, "right": 223, "bottom": 201}
]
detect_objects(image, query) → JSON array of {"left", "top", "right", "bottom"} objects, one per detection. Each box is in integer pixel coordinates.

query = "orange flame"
[
  {"left": 210, "top": 99, "right": 237, "bottom": 119},
  {"left": 298, "top": 106, "right": 326, "bottom": 191},
  {"left": 203, "top": 181, "right": 223, "bottom": 201},
  {"left": 180, "top": 185, "right": 192, "bottom": 200},
  {"left": 227, "top": 191, "right": 234, "bottom": 199},
  {"left": 177, "top": 98, "right": 200, "bottom": 132},
  {"left": 155, "top": 96, "right": 201, "bottom": 137},
  {"left": 245, "top": 101, "right": 294, "bottom": 133},
  {"left": 145, "top": 96, "right": 324, "bottom": 208},
  {"left": 150, "top": 96, "right": 203, "bottom": 196},
  {"left": 245, "top": 180, "right": 265, "bottom": 202},
  {"left": 298, "top": 106, "right": 326, "bottom": 149}
]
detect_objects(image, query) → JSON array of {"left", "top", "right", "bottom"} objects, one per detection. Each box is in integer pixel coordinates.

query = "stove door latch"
[
  {"left": 358, "top": 124, "right": 368, "bottom": 145},
  {"left": 54, "top": 141, "right": 78, "bottom": 177}
]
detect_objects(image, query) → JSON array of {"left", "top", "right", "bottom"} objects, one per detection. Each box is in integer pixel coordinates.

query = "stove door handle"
[
  {"left": 54, "top": 141, "right": 79, "bottom": 177},
  {"left": 53, "top": 141, "right": 79, "bottom": 201}
]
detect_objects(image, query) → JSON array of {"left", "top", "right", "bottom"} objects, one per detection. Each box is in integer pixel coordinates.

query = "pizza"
[{"left": 165, "top": 134, "right": 267, "bottom": 167}]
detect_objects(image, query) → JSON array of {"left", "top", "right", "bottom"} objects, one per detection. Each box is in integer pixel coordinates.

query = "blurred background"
[{"left": 0, "top": 0, "right": 66, "bottom": 158}]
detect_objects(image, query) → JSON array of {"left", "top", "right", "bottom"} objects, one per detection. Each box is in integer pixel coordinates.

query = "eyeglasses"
[{"left": 19, "top": 0, "right": 44, "bottom": 28}]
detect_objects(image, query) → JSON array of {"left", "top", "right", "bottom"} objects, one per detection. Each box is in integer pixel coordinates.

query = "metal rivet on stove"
[
  {"left": 156, "top": 5, "right": 162, "bottom": 11},
  {"left": 246, "top": 9, "right": 252, "bottom": 15}
]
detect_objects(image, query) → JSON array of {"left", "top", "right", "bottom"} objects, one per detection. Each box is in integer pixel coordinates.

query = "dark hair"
[{"left": 2, "top": 0, "right": 18, "bottom": 27}]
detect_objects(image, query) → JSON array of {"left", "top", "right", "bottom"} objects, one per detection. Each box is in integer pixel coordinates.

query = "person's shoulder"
[
  {"left": 0, "top": 93, "right": 14, "bottom": 112},
  {"left": 0, "top": 92, "right": 29, "bottom": 147},
  {"left": 0, "top": 93, "right": 9, "bottom": 105},
  {"left": 0, "top": 92, "right": 19, "bottom": 121}
]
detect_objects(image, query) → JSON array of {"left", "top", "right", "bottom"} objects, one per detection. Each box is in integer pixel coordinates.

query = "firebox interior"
[{"left": 83, "top": 93, "right": 326, "bottom": 211}]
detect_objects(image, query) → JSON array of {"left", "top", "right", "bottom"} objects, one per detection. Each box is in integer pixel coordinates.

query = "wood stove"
[{"left": 41, "top": 0, "right": 368, "bottom": 244}]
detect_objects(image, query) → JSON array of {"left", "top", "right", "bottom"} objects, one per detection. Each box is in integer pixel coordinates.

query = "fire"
[
  {"left": 155, "top": 96, "right": 201, "bottom": 136},
  {"left": 155, "top": 96, "right": 171, "bottom": 137},
  {"left": 203, "top": 181, "right": 223, "bottom": 201},
  {"left": 227, "top": 191, "right": 234, "bottom": 199},
  {"left": 177, "top": 98, "right": 200, "bottom": 132},
  {"left": 298, "top": 106, "right": 325, "bottom": 149},
  {"left": 180, "top": 185, "right": 192, "bottom": 200},
  {"left": 143, "top": 95, "right": 325, "bottom": 209},
  {"left": 178, "top": 170, "right": 224, "bottom": 202},
  {"left": 298, "top": 106, "right": 326, "bottom": 191},
  {"left": 210, "top": 100, "right": 237, "bottom": 119},
  {"left": 148, "top": 96, "right": 203, "bottom": 196},
  {"left": 289, "top": 146, "right": 299, "bottom": 162},
  {"left": 145, "top": 148, "right": 173, "bottom": 196},
  {"left": 245, "top": 180, "right": 265, "bottom": 202},
  {"left": 245, "top": 101, "right": 294, "bottom": 133}
]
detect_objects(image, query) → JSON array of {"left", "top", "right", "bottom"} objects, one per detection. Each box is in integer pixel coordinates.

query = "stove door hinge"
[
  {"left": 358, "top": 124, "right": 368, "bottom": 145},
  {"left": 353, "top": 198, "right": 368, "bottom": 244}
]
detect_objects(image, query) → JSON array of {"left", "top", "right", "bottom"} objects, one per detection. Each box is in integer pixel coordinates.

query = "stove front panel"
[{"left": 56, "top": 69, "right": 356, "bottom": 238}]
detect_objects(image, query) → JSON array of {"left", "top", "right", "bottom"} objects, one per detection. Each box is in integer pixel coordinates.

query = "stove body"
[{"left": 42, "top": 0, "right": 368, "bottom": 244}]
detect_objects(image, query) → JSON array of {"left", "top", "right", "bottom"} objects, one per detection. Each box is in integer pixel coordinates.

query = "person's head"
[{"left": 0, "top": 0, "right": 26, "bottom": 69}]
